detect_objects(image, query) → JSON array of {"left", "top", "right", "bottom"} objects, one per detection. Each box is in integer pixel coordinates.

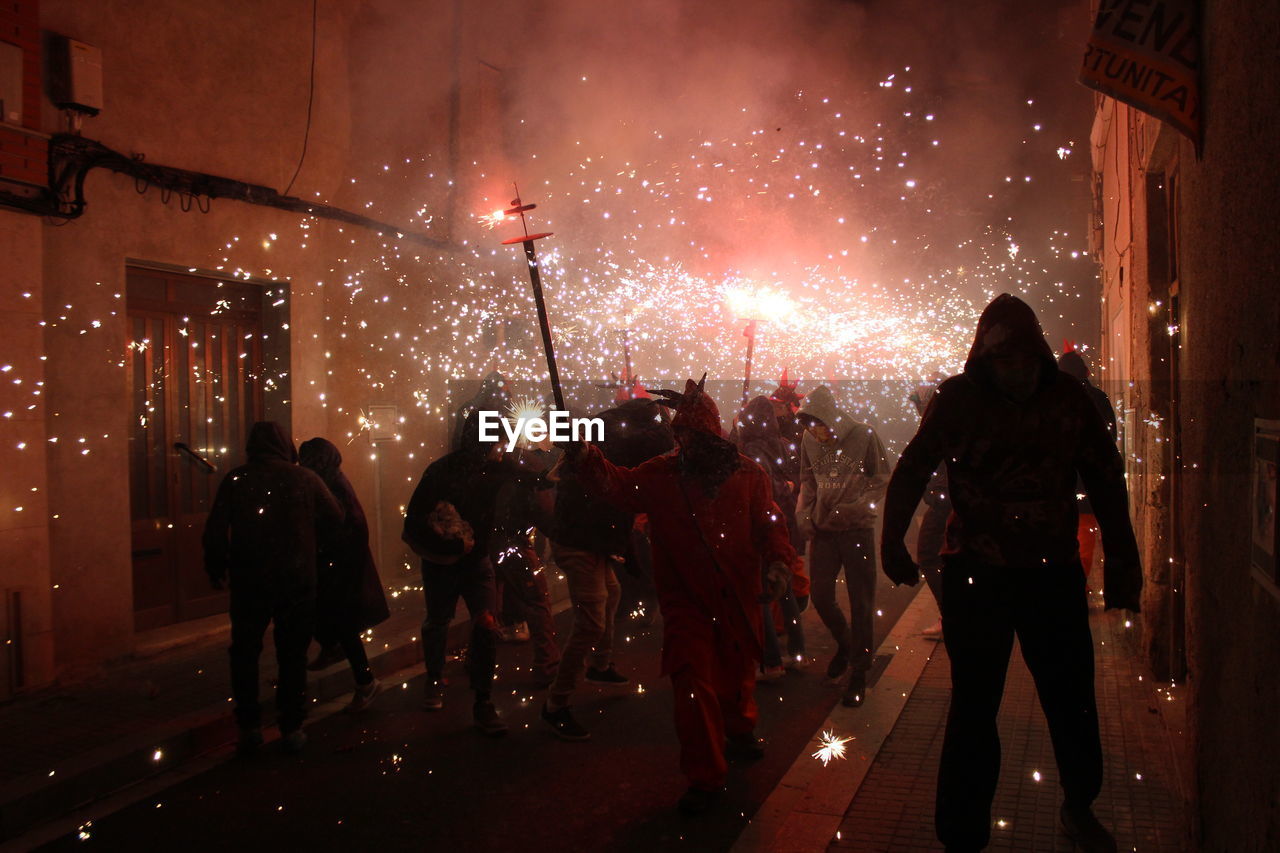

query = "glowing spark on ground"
[{"left": 812, "top": 729, "right": 853, "bottom": 766}]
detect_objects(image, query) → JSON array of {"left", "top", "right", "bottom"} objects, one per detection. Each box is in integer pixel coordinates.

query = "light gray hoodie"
[{"left": 796, "top": 385, "right": 891, "bottom": 535}]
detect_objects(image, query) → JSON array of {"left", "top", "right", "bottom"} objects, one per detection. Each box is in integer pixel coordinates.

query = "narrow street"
[{"left": 40, "top": 581, "right": 918, "bottom": 852}]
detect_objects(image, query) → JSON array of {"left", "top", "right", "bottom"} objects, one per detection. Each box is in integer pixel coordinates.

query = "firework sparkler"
[
  {"left": 812, "top": 729, "right": 854, "bottom": 766},
  {"left": 500, "top": 187, "right": 565, "bottom": 411}
]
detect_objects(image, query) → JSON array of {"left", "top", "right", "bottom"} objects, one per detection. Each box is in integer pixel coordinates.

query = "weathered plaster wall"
[{"left": 1176, "top": 2, "right": 1280, "bottom": 847}]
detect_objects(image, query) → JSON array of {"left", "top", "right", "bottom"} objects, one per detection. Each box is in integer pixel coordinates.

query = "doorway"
[{"left": 125, "top": 267, "right": 268, "bottom": 631}]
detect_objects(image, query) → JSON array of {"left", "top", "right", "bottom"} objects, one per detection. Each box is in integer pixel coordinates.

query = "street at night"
[{"left": 2, "top": 0, "right": 1278, "bottom": 851}]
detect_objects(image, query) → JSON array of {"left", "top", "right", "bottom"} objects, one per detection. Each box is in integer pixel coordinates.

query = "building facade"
[
  {"left": 0, "top": 0, "right": 526, "bottom": 694},
  {"left": 1089, "top": 1, "right": 1280, "bottom": 847}
]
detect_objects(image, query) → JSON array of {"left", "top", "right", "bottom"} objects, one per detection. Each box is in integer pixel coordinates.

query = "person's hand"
[
  {"left": 881, "top": 538, "right": 920, "bottom": 586},
  {"left": 1102, "top": 556, "right": 1142, "bottom": 612},
  {"left": 761, "top": 561, "right": 790, "bottom": 602}
]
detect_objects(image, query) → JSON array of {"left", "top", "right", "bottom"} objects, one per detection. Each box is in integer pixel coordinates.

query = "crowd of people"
[{"left": 202, "top": 294, "right": 1139, "bottom": 853}]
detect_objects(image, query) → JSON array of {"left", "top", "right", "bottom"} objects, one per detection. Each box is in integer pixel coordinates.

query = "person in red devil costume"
[{"left": 565, "top": 375, "right": 796, "bottom": 816}]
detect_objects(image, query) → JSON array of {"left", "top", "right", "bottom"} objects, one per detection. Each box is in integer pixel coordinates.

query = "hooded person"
[
  {"left": 880, "top": 294, "right": 1141, "bottom": 853},
  {"left": 402, "top": 410, "right": 517, "bottom": 737},
  {"left": 539, "top": 396, "right": 675, "bottom": 742},
  {"left": 566, "top": 377, "right": 797, "bottom": 815},
  {"left": 299, "top": 438, "right": 390, "bottom": 712},
  {"left": 1058, "top": 347, "right": 1119, "bottom": 583},
  {"left": 795, "top": 384, "right": 891, "bottom": 706},
  {"left": 202, "top": 421, "right": 344, "bottom": 754},
  {"left": 450, "top": 371, "right": 511, "bottom": 452},
  {"left": 736, "top": 396, "right": 808, "bottom": 677}
]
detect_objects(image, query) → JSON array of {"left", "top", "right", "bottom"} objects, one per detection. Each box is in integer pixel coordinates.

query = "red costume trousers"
[{"left": 668, "top": 623, "right": 758, "bottom": 791}]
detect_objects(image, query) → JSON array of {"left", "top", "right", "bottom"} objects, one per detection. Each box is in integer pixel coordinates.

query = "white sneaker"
[
  {"left": 761, "top": 665, "right": 786, "bottom": 681},
  {"left": 922, "top": 619, "right": 944, "bottom": 640},
  {"left": 345, "top": 678, "right": 382, "bottom": 713}
]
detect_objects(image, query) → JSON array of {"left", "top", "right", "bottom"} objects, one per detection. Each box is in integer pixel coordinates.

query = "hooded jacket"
[
  {"left": 573, "top": 379, "right": 797, "bottom": 673},
  {"left": 1058, "top": 350, "right": 1118, "bottom": 516},
  {"left": 882, "top": 294, "right": 1142, "bottom": 610},
  {"left": 737, "top": 395, "right": 798, "bottom": 529},
  {"left": 299, "top": 438, "right": 390, "bottom": 632},
  {"left": 404, "top": 412, "right": 509, "bottom": 563},
  {"left": 203, "top": 422, "right": 344, "bottom": 596},
  {"left": 796, "top": 385, "right": 891, "bottom": 535},
  {"left": 551, "top": 398, "right": 674, "bottom": 555}
]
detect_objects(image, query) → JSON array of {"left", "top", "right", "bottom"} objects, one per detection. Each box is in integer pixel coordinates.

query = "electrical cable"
[{"left": 282, "top": 0, "right": 318, "bottom": 197}]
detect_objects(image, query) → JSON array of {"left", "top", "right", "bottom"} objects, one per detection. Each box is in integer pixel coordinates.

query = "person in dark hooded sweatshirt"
[
  {"left": 567, "top": 377, "right": 797, "bottom": 816},
  {"left": 402, "top": 410, "right": 514, "bottom": 737},
  {"left": 541, "top": 396, "right": 674, "bottom": 741},
  {"left": 1058, "top": 347, "right": 1118, "bottom": 587},
  {"left": 299, "top": 437, "right": 390, "bottom": 713},
  {"left": 881, "top": 294, "right": 1142, "bottom": 853},
  {"left": 203, "top": 421, "right": 344, "bottom": 754},
  {"left": 736, "top": 395, "right": 807, "bottom": 677}
]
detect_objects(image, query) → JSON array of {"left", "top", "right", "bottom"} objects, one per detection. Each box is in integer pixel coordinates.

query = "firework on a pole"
[{"left": 499, "top": 186, "right": 565, "bottom": 411}]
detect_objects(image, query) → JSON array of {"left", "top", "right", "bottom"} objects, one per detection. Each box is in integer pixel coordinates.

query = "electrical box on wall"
[
  {"left": 0, "top": 40, "right": 22, "bottom": 125},
  {"left": 49, "top": 36, "right": 102, "bottom": 116}
]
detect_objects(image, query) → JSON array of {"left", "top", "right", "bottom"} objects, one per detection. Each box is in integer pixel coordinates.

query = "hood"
[
  {"left": 299, "top": 437, "right": 342, "bottom": 476},
  {"left": 963, "top": 293, "right": 1057, "bottom": 385},
  {"left": 246, "top": 421, "right": 297, "bottom": 463},
  {"left": 456, "top": 409, "right": 487, "bottom": 457},
  {"left": 598, "top": 398, "right": 675, "bottom": 467},
  {"left": 1058, "top": 350, "right": 1090, "bottom": 383},
  {"left": 738, "top": 395, "right": 781, "bottom": 443},
  {"left": 797, "top": 385, "right": 855, "bottom": 441},
  {"left": 670, "top": 378, "right": 723, "bottom": 438}
]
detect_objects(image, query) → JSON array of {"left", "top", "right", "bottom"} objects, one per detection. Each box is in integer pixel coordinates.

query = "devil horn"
[
  {"left": 697, "top": 372, "right": 707, "bottom": 393},
  {"left": 1063, "top": 339, "right": 1076, "bottom": 353}
]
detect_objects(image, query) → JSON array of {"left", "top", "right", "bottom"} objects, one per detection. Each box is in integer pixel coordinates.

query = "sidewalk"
[
  {"left": 0, "top": 564, "right": 568, "bottom": 842},
  {"left": 737, "top": 591, "right": 1189, "bottom": 852}
]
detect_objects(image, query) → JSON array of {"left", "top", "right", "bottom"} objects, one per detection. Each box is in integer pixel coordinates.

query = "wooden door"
[{"left": 126, "top": 269, "right": 266, "bottom": 631}]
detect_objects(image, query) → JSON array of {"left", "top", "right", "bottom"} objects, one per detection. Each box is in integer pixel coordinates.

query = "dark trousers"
[
  {"left": 496, "top": 545, "right": 561, "bottom": 677},
  {"left": 421, "top": 557, "right": 499, "bottom": 695},
  {"left": 761, "top": 592, "right": 806, "bottom": 667},
  {"left": 229, "top": 591, "right": 314, "bottom": 733},
  {"left": 936, "top": 557, "right": 1103, "bottom": 850},
  {"left": 809, "top": 527, "right": 877, "bottom": 674}
]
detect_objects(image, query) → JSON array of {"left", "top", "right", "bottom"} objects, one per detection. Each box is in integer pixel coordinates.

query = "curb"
[
  {"left": 731, "top": 585, "right": 941, "bottom": 853},
  {"left": 0, "top": 631, "right": 425, "bottom": 844}
]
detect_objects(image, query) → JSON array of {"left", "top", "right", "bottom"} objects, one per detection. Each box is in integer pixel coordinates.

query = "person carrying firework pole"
[{"left": 564, "top": 375, "right": 797, "bottom": 816}]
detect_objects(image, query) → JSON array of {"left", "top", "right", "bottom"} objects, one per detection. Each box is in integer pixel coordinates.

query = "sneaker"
[
  {"left": 826, "top": 650, "right": 849, "bottom": 680},
  {"left": 422, "top": 680, "right": 445, "bottom": 711},
  {"left": 842, "top": 673, "right": 867, "bottom": 708},
  {"left": 760, "top": 664, "right": 786, "bottom": 681},
  {"left": 473, "top": 700, "right": 509, "bottom": 737},
  {"left": 345, "top": 678, "right": 382, "bottom": 714},
  {"left": 1060, "top": 803, "right": 1118, "bottom": 853},
  {"left": 541, "top": 702, "right": 591, "bottom": 741},
  {"left": 585, "top": 664, "right": 630, "bottom": 686},
  {"left": 922, "top": 619, "right": 944, "bottom": 640},
  {"left": 677, "top": 786, "right": 722, "bottom": 817},
  {"left": 280, "top": 729, "right": 308, "bottom": 754},
  {"left": 726, "top": 732, "right": 766, "bottom": 760},
  {"left": 236, "top": 727, "right": 263, "bottom": 756},
  {"left": 497, "top": 621, "right": 531, "bottom": 643},
  {"left": 785, "top": 654, "right": 811, "bottom": 671},
  {"left": 306, "top": 644, "right": 345, "bottom": 671}
]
